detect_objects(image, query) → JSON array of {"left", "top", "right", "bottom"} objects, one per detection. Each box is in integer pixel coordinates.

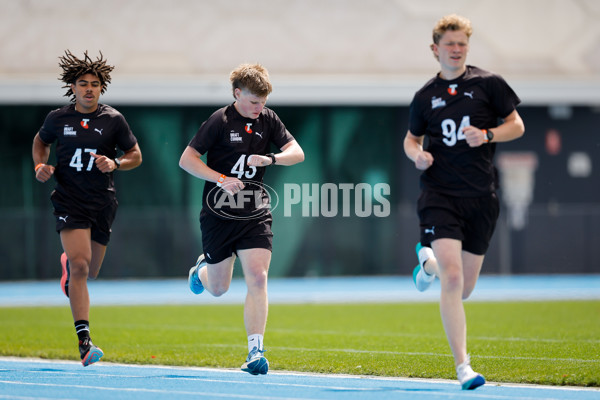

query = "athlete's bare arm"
[
  {"left": 404, "top": 131, "right": 434, "bottom": 171},
  {"left": 32, "top": 133, "right": 55, "bottom": 183},
  {"left": 179, "top": 146, "right": 244, "bottom": 195},
  {"left": 246, "top": 140, "right": 305, "bottom": 167}
]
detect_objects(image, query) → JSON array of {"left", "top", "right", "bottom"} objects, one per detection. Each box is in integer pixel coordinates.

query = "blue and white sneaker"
[
  {"left": 241, "top": 347, "right": 269, "bottom": 375},
  {"left": 188, "top": 254, "right": 206, "bottom": 294},
  {"left": 79, "top": 337, "right": 103, "bottom": 367},
  {"left": 413, "top": 242, "right": 435, "bottom": 292},
  {"left": 457, "top": 357, "right": 485, "bottom": 390}
]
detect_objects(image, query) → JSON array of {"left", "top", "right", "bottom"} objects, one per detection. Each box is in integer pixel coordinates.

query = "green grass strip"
[{"left": 0, "top": 301, "right": 598, "bottom": 387}]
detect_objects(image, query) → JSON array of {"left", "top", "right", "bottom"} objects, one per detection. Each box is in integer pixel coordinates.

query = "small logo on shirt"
[
  {"left": 245, "top": 123, "right": 253, "bottom": 134},
  {"left": 431, "top": 97, "right": 446, "bottom": 110},
  {"left": 58, "top": 215, "right": 69, "bottom": 223},
  {"left": 80, "top": 119, "right": 90, "bottom": 129},
  {"left": 63, "top": 125, "right": 77, "bottom": 136},
  {"left": 464, "top": 91, "right": 474, "bottom": 99},
  {"left": 425, "top": 226, "right": 435, "bottom": 235},
  {"left": 230, "top": 131, "right": 243, "bottom": 143},
  {"left": 447, "top": 84, "right": 458, "bottom": 96},
  {"left": 94, "top": 128, "right": 103, "bottom": 135},
  {"left": 255, "top": 132, "right": 263, "bottom": 139}
]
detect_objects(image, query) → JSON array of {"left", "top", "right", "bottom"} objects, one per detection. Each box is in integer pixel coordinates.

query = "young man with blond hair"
[
  {"left": 180, "top": 63, "right": 304, "bottom": 375},
  {"left": 404, "top": 15, "right": 525, "bottom": 389}
]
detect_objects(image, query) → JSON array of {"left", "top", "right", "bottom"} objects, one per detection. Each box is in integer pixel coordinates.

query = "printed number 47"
[
  {"left": 441, "top": 116, "right": 470, "bottom": 147},
  {"left": 69, "top": 148, "right": 97, "bottom": 171},
  {"left": 231, "top": 155, "right": 257, "bottom": 179}
]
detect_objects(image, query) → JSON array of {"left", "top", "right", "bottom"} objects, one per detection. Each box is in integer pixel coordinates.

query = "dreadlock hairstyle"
[{"left": 59, "top": 50, "right": 114, "bottom": 102}]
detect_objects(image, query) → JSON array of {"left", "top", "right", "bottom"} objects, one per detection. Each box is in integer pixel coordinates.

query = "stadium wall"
[
  {"left": 0, "top": 0, "right": 599, "bottom": 105},
  {"left": 1, "top": 0, "right": 599, "bottom": 279}
]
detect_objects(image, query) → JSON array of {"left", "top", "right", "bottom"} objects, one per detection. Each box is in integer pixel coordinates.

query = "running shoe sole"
[
  {"left": 81, "top": 346, "right": 104, "bottom": 367},
  {"left": 461, "top": 374, "right": 485, "bottom": 390},
  {"left": 413, "top": 243, "right": 434, "bottom": 292},
  {"left": 188, "top": 255, "right": 206, "bottom": 294},
  {"left": 241, "top": 356, "right": 269, "bottom": 375}
]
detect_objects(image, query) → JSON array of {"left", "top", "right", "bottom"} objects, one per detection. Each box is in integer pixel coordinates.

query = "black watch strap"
[{"left": 266, "top": 153, "right": 276, "bottom": 165}]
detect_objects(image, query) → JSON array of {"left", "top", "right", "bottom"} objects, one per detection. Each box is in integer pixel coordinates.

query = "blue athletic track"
[
  {"left": 1, "top": 275, "right": 599, "bottom": 399},
  {"left": 0, "top": 357, "right": 599, "bottom": 400},
  {"left": 1, "top": 274, "right": 599, "bottom": 307}
]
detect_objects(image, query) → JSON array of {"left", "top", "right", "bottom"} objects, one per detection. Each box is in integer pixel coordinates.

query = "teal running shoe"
[
  {"left": 188, "top": 254, "right": 206, "bottom": 294},
  {"left": 457, "top": 358, "right": 485, "bottom": 390},
  {"left": 241, "top": 347, "right": 269, "bottom": 375},
  {"left": 413, "top": 242, "right": 435, "bottom": 292}
]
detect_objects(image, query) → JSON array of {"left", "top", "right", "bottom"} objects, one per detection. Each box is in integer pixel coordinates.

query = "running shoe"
[
  {"left": 241, "top": 346, "right": 269, "bottom": 375},
  {"left": 60, "top": 252, "right": 70, "bottom": 298},
  {"left": 413, "top": 242, "right": 435, "bottom": 292},
  {"left": 79, "top": 337, "right": 104, "bottom": 367},
  {"left": 456, "top": 357, "right": 485, "bottom": 390},
  {"left": 188, "top": 254, "right": 206, "bottom": 294}
]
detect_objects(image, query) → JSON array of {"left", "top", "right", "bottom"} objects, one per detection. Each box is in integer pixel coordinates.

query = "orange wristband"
[
  {"left": 34, "top": 163, "right": 44, "bottom": 173},
  {"left": 216, "top": 174, "right": 226, "bottom": 187}
]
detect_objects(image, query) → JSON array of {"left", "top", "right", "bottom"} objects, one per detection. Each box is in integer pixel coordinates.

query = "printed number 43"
[
  {"left": 69, "top": 148, "right": 97, "bottom": 171},
  {"left": 441, "top": 116, "right": 470, "bottom": 147},
  {"left": 231, "top": 154, "right": 257, "bottom": 179}
]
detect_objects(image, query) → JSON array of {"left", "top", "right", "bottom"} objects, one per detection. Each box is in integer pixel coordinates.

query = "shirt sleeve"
[
  {"left": 487, "top": 74, "right": 521, "bottom": 118},
  {"left": 38, "top": 109, "right": 60, "bottom": 144},
  {"left": 114, "top": 112, "right": 138, "bottom": 151},
  {"left": 188, "top": 110, "right": 223, "bottom": 155},
  {"left": 408, "top": 96, "right": 427, "bottom": 137},
  {"left": 267, "top": 109, "right": 294, "bottom": 149}
]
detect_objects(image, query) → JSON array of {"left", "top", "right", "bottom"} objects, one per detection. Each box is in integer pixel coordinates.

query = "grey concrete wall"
[{"left": 1, "top": 0, "right": 599, "bottom": 104}]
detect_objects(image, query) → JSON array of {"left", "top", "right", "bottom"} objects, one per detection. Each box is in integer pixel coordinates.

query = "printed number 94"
[{"left": 441, "top": 116, "right": 470, "bottom": 147}]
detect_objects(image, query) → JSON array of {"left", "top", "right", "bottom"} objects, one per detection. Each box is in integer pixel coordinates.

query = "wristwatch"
[
  {"left": 114, "top": 158, "right": 121, "bottom": 169},
  {"left": 483, "top": 129, "right": 494, "bottom": 142},
  {"left": 266, "top": 153, "right": 276, "bottom": 165}
]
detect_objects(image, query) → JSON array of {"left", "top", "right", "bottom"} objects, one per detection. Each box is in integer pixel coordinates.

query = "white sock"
[
  {"left": 418, "top": 246, "right": 435, "bottom": 276},
  {"left": 456, "top": 356, "right": 478, "bottom": 382},
  {"left": 248, "top": 334, "right": 264, "bottom": 352}
]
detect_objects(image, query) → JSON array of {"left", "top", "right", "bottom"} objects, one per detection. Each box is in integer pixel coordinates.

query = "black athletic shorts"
[
  {"left": 199, "top": 209, "right": 273, "bottom": 264},
  {"left": 51, "top": 191, "right": 118, "bottom": 246},
  {"left": 417, "top": 190, "right": 499, "bottom": 255}
]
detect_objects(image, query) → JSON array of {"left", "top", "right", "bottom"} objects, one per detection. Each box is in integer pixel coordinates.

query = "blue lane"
[
  {"left": 0, "top": 358, "right": 598, "bottom": 400},
  {"left": 1, "top": 275, "right": 599, "bottom": 307}
]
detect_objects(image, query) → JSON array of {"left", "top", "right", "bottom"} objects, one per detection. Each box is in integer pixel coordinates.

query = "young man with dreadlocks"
[{"left": 32, "top": 50, "right": 142, "bottom": 366}]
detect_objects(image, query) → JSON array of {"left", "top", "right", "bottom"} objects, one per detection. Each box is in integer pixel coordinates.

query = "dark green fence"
[{"left": 1, "top": 105, "right": 599, "bottom": 280}]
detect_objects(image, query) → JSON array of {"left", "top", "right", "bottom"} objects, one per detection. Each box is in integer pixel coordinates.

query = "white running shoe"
[
  {"left": 412, "top": 243, "right": 435, "bottom": 292},
  {"left": 456, "top": 357, "right": 485, "bottom": 390}
]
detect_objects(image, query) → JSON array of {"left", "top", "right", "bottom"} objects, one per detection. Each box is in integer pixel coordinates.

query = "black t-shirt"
[
  {"left": 409, "top": 65, "right": 521, "bottom": 196},
  {"left": 38, "top": 104, "right": 138, "bottom": 209},
  {"left": 188, "top": 103, "right": 294, "bottom": 218}
]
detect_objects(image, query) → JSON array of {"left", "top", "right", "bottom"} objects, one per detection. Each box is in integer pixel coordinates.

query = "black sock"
[{"left": 75, "top": 320, "right": 90, "bottom": 341}]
